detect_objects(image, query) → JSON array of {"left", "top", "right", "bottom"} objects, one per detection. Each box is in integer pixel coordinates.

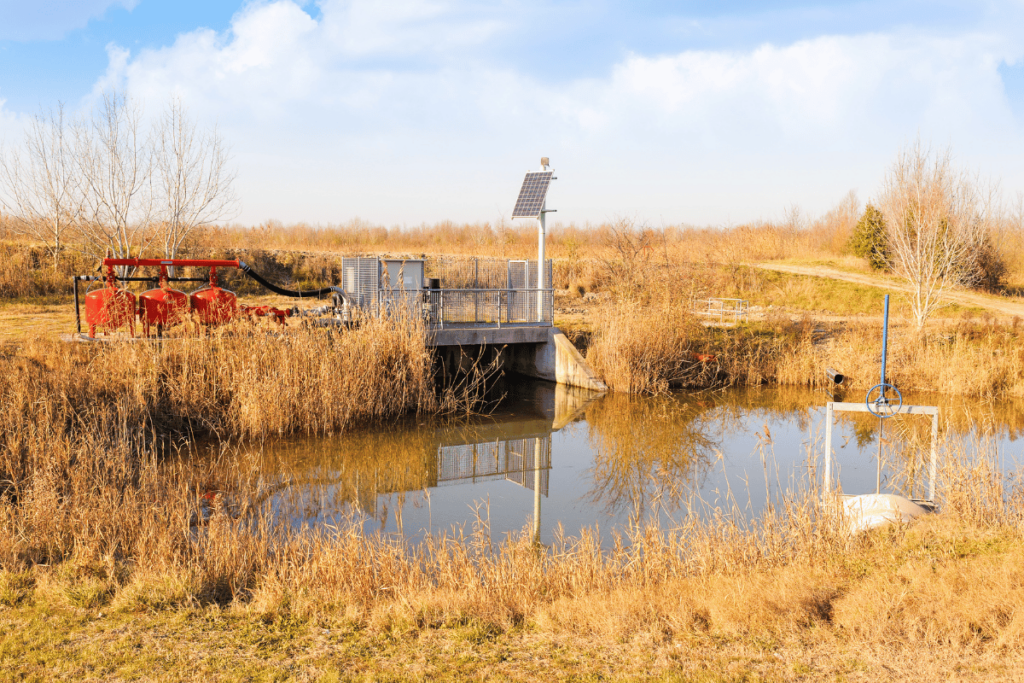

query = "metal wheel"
[{"left": 865, "top": 383, "right": 903, "bottom": 418}]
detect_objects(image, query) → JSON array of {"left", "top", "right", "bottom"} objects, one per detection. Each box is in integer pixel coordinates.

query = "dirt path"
[{"left": 753, "top": 262, "right": 1024, "bottom": 318}]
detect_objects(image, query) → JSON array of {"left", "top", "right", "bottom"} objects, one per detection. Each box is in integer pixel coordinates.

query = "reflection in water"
[
  {"left": 434, "top": 420, "right": 551, "bottom": 542},
  {"left": 254, "top": 381, "right": 595, "bottom": 541},
  {"left": 583, "top": 393, "right": 717, "bottom": 520},
  {"left": 240, "top": 382, "right": 1024, "bottom": 547},
  {"left": 436, "top": 428, "right": 550, "bottom": 495}
]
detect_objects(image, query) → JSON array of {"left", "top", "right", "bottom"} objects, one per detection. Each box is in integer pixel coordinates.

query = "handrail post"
[{"left": 929, "top": 412, "right": 938, "bottom": 501}]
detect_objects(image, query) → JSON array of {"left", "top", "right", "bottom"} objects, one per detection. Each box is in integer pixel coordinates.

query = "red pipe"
[{"left": 103, "top": 258, "right": 241, "bottom": 268}]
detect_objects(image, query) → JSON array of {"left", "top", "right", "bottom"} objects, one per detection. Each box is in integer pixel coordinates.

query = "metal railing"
[
  {"left": 426, "top": 257, "right": 553, "bottom": 291},
  {"left": 695, "top": 297, "right": 749, "bottom": 324},
  {"left": 436, "top": 436, "right": 550, "bottom": 496},
  {"left": 413, "top": 288, "right": 554, "bottom": 327}
]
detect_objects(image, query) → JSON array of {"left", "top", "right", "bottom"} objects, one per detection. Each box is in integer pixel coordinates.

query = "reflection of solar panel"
[{"left": 512, "top": 171, "right": 553, "bottom": 218}]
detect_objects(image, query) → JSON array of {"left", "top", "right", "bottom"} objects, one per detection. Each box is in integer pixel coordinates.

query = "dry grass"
[
  {"left": 2, "top": 408, "right": 1024, "bottom": 679},
  {"left": 195, "top": 211, "right": 851, "bottom": 265},
  {"left": 0, "top": 241, "right": 92, "bottom": 301},
  {"left": 7, "top": 177, "right": 1024, "bottom": 678},
  {"left": 584, "top": 263, "right": 1024, "bottom": 397},
  {"left": 697, "top": 316, "right": 1024, "bottom": 398},
  {"left": 0, "top": 317, "right": 437, "bottom": 445},
  {"left": 585, "top": 279, "right": 712, "bottom": 394},
  {"left": 0, "top": 275, "right": 1022, "bottom": 677}
]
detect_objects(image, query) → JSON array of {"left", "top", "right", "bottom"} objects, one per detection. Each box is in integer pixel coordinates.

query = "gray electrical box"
[{"left": 382, "top": 259, "right": 424, "bottom": 291}]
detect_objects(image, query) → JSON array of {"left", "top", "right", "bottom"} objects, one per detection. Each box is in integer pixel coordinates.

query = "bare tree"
[
  {"left": 153, "top": 98, "right": 237, "bottom": 272},
  {"left": 877, "top": 143, "right": 989, "bottom": 330},
  {"left": 815, "top": 189, "right": 861, "bottom": 253},
  {"left": 0, "top": 104, "right": 80, "bottom": 269},
  {"left": 74, "top": 92, "right": 153, "bottom": 266}
]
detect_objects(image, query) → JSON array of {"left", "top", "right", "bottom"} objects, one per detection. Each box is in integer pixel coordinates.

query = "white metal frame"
[
  {"left": 695, "top": 297, "right": 749, "bottom": 324},
  {"left": 823, "top": 401, "right": 939, "bottom": 503}
]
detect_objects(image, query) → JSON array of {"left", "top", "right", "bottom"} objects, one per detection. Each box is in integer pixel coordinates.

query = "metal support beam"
[
  {"left": 533, "top": 438, "right": 542, "bottom": 543},
  {"left": 537, "top": 158, "right": 549, "bottom": 324}
]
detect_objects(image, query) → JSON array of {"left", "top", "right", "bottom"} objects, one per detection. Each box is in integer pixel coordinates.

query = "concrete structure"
[
  {"left": 324, "top": 153, "right": 607, "bottom": 393},
  {"left": 430, "top": 324, "right": 550, "bottom": 347},
  {"left": 510, "top": 327, "right": 607, "bottom": 392},
  {"left": 430, "top": 324, "right": 607, "bottom": 392}
]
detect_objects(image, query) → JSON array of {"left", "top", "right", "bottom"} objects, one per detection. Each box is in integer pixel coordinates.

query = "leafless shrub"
[{"left": 600, "top": 217, "right": 658, "bottom": 298}]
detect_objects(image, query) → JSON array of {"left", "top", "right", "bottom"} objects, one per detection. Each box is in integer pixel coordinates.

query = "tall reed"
[
  {"left": 4, "top": 407, "right": 1023, "bottom": 660},
  {"left": 0, "top": 314, "right": 437, "bottom": 449},
  {"left": 585, "top": 268, "right": 718, "bottom": 394},
  {"left": 703, "top": 317, "right": 1024, "bottom": 398}
]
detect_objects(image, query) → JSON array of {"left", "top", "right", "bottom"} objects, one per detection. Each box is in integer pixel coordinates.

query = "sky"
[{"left": 2, "top": 0, "right": 1024, "bottom": 228}]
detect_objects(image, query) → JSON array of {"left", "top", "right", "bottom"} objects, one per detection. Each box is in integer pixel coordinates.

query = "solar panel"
[{"left": 512, "top": 171, "right": 553, "bottom": 218}]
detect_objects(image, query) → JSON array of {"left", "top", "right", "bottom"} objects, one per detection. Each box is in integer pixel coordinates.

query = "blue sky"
[{"left": 2, "top": 0, "right": 1024, "bottom": 226}]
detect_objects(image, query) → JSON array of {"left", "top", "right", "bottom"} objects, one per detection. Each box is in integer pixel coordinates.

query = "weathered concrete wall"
[
  {"left": 510, "top": 327, "right": 607, "bottom": 392},
  {"left": 431, "top": 326, "right": 607, "bottom": 392}
]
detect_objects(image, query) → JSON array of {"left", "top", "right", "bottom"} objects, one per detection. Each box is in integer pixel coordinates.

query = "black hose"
[{"left": 238, "top": 261, "right": 340, "bottom": 299}]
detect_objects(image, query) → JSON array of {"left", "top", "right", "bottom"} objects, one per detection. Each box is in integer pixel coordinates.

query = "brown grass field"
[
  {"left": 2, "top": 377, "right": 1022, "bottom": 680},
  {"left": 4, "top": 210, "right": 1024, "bottom": 680}
]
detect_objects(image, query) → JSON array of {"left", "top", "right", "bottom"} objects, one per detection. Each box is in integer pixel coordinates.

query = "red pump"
[
  {"left": 138, "top": 265, "right": 189, "bottom": 336},
  {"left": 190, "top": 267, "right": 238, "bottom": 325},
  {"left": 83, "top": 267, "right": 136, "bottom": 338},
  {"left": 239, "top": 304, "right": 292, "bottom": 325},
  {"left": 103, "top": 258, "right": 241, "bottom": 337},
  {"left": 73, "top": 257, "right": 313, "bottom": 338}
]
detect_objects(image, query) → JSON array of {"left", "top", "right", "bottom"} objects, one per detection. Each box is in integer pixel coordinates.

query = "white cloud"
[
  {"left": 0, "top": 0, "right": 136, "bottom": 41},
  {"left": 317, "top": 0, "right": 505, "bottom": 57},
  {"left": 572, "top": 31, "right": 1019, "bottom": 143},
  {"left": 86, "top": 0, "right": 1024, "bottom": 225}
]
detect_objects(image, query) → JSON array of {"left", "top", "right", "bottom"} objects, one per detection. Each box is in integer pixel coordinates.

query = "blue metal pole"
[
  {"left": 880, "top": 294, "right": 889, "bottom": 399},
  {"left": 877, "top": 294, "right": 891, "bottom": 493}
]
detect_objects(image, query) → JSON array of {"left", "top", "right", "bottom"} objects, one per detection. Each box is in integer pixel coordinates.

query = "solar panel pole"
[
  {"left": 537, "top": 157, "right": 550, "bottom": 323},
  {"left": 511, "top": 159, "right": 555, "bottom": 322},
  {"left": 533, "top": 437, "right": 542, "bottom": 544}
]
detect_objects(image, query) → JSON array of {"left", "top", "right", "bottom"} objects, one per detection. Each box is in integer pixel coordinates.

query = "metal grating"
[
  {"left": 507, "top": 260, "right": 532, "bottom": 322},
  {"left": 340, "top": 257, "right": 380, "bottom": 317},
  {"left": 512, "top": 172, "right": 553, "bottom": 218},
  {"left": 425, "top": 258, "right": 550, "bottom": 291},
  {"left": 694, "top": 298, "right": 749, "bottom": 325},
  {"left": 336, "top": 256, "right": 554, "bottom": 326}
]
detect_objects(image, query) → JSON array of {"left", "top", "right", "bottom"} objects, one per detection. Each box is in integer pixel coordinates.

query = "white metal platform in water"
[{"left": 823, "top": 401, "right": 939, "bottom": 505}]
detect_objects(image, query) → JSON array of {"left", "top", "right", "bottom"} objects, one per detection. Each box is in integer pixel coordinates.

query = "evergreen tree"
[{"left": 848, "top": 204, "right": 889, "bottom": 270}]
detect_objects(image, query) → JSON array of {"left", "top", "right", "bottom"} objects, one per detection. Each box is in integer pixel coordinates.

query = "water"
[{"left": 248, "top": 379, "right": 1024, "bottom": 546}]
